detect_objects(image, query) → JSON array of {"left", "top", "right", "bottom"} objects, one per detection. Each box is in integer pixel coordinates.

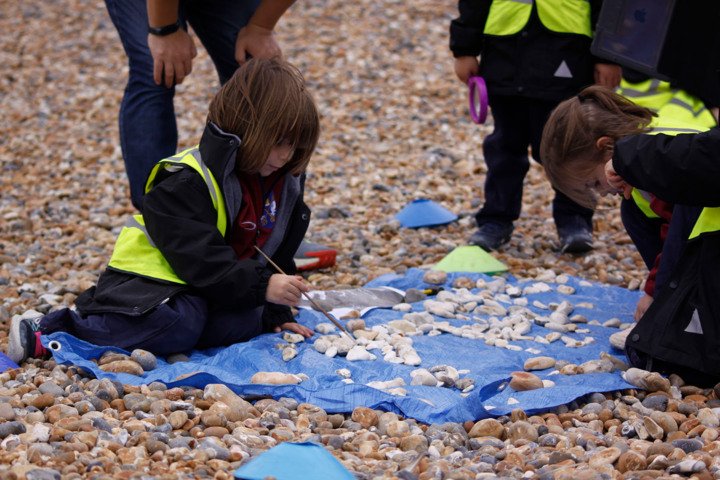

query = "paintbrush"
[{"left": 253, "top": 245, "right": 353, "bottom": 339}]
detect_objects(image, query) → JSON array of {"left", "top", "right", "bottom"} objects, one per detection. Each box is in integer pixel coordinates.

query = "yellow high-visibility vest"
[
  {"left": 689, "top": 207, "right": 720, "bottom": 240},
  {"left": 621, "top": 85, "right": 715, "bottom": 220},
  {"left": 484, "top": 0, "right": 592, "bottom": 37},
  {"left": 108, "top": 147, "right": 228, "bottom": 284}
]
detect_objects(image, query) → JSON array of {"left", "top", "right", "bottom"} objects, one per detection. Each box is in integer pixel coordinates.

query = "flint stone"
[
  {"left": 509, "top": 371, "right": 543, "bottom": 391},
  {"left": 468, "top": 419, "right": 504, "bottom": 439},
  {"left": 671, "top": 438, "right": 703, "bottom": 453},
  {"left": 204, "top": 384, "right": 258, "bottom": 421},
  {"left": 0, "top": 421, "right": 26, "bottom": 439},
  {"left": 351, "top": 407, "right": 378, "bottom": 429},
  {"left": 524, "top": 356, "right": 556, "bottom": 371},
  {"left": 130, "top": 349, "right": 157, "bottom": 371}
]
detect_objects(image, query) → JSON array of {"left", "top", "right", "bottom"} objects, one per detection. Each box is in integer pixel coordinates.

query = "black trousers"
[
  {"left": 477, "top": 94, "right": 593, "bottom": 231},
  {"left": 40, "top": 294, "right": 264, "bottom": 356}
]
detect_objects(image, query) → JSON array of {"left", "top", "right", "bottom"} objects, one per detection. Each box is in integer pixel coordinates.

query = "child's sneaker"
[
  {"left": 294, "top": 241, "right": 337, "bottom": 271},
  {"left": 7, "top": 316, "right": 47, "bottom": 364}
]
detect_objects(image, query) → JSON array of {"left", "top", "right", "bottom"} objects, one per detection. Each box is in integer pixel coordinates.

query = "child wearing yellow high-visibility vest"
[
  {"left": 541, "top": 85, "right": 720, "bottom": 384},
  {"left": 8, "top": 59, "right": 319, "bottom": 364}
]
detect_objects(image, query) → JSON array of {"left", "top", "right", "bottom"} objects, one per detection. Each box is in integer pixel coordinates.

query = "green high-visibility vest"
[
  {"left": 484, "top": 0, "right": 591, "bottom": 37},
  {"left": 107, "top": 147, "right": 228, "bottom": 284}
]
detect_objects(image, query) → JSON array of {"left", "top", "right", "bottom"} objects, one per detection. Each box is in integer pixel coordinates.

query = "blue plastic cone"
[
  {"left": 234, "top": 442, "right": 354, "bottom": 480},
  {"left": 0, "top": 352, "right": 18, "bottom": 372},
  {"left": 395, "top": 198, "right": 458, "bottom": 228}
]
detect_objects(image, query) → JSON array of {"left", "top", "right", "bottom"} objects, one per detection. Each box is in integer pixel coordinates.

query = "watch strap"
[{"left": 148, "top": 20, "right": 181, "bottom": 36}]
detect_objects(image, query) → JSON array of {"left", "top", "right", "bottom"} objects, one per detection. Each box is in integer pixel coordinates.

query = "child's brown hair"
[
  {"left": 541, "top": 85, "right": 655, "bottom": 208},
  {"left": 207, "top": 58, "right": 320, "bottom": 175}
]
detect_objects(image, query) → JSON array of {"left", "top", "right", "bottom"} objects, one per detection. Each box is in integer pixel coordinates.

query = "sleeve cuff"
[{"left": 449, "top": 20, "right": 483, "bottom": 58}]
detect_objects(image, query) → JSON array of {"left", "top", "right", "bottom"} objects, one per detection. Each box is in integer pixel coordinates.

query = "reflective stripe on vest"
[
  {"left": 107, "top": 147, "right": 228, "bottom": 284},
  {"left": 616, "top": 78, "right": 673, "bottom": 112},
  {"left": 690, "top": 207, "right": 720, "bottom": 239},
  {"left": 631, "top": 189, "right": 660, "bottom": 219},
  {"left": 484, "top": 0, "right": 591, "bottom": 37}
]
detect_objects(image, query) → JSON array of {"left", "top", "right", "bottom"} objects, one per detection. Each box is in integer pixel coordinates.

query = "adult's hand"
[
  {"left": 266, "top": 273, "right": 308, "bottom": 306},
  {"left": 594, "top": 63, "right": 621, "bottom": 89},
  {"left": 148, "top": 29, "right": 197, "bottom": 88},
  {"left": 235, "top": 23, "right": 282, "bottom": 64},
  {"left": 454, "top": 56, "right": 479, "bottom": 84},
  {"left": 274, "top": 322, "right": 314, "bottom": 338}
]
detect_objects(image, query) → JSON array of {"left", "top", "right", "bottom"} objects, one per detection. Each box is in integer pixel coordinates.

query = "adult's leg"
[
  {"left": 195, "top": 305, "right": 264, "bottom": 349},
  {"left": 477, "top": 95, "right": 531, "bottom": 226},
  {"left": 620, "top": 198, "right": 664, "bottom": 270},
  {"left": 528, "top": 98, "right": 594, "bottom": 232},
  {"left": 40, "top": 295, "right": 208, "bottom": 356},
  {"left": 105, "top": 0, "right": 179, "bottom": 211},
  {"left": 184, "top": 0, "right": 261, "bottom": 84}
]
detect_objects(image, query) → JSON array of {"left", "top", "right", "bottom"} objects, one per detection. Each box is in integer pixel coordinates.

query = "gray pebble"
[
  {"left": 0, "top": 420, "right": 26, "bottom": 439},
  {"left": 131, "top": 349, "right": 158, "bottom": 371},
  {"left": 25, "top": 469, "right": 61, "bottom": 480},
  {"left": 641, "top": 395, "right": 668, "bottom": 411},
  {"left": 38, "top": 381, "right": 65, "bottom": 397},
  {"left": 671, "top": 438, "right": 704, "bottom": 453}
]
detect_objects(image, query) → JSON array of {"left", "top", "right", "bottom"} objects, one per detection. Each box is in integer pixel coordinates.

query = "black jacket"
[
  {"left": 76, "top": 123, "right": 310, "bottom": 330},
  {"left": 615, "top": 128, "right": 720, "bottom": 382},
  {"left": 450, "top": 0, "right": 604, "bottom": 101}
]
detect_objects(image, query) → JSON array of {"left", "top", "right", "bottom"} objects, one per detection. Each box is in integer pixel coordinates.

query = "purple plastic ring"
[{"left": 468, "top": 76, "right": 488, "bottom": 124}]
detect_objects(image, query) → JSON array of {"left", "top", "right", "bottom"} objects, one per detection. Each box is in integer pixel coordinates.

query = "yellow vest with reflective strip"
[
  {"left": 107, "top": 147, "right": 228, "bottom": 284},
  {"left": 690, "top": 207, "right": 720, "bottom": 239},
  {"left": 621, "top": 87, "right": 715, "bottom": 220},
  {"left": 484, "top": 0, "right": 591, "bottom": 37}
]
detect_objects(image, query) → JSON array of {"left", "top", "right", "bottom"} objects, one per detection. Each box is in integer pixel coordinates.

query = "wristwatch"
[{"left": 148, "top": 20, "right": 181, "bottom": 36}]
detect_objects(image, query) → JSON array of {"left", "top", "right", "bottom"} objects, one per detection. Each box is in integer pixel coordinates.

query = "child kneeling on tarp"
[
  {"left": 541, "top": 85, "right": 720, "bottom": 385},
  {"left": 8, "top": 58, "right": 317, "bottom": 364}
]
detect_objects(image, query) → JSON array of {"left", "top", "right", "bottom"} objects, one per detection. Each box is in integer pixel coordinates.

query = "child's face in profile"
[
  {"left": 259, "top": 140, "right": 294, "bottom": 177},
  {"left": 585, "top": 161, "right": 618, "bottom": 198}
]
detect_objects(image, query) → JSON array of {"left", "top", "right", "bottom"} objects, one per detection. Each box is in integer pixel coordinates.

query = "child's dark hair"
[
  {"left": 207, "top": 58, "right": 320, "bottom": 175},
  {"left": 541, "top": 85, "right": 655, "bottom": 208}
]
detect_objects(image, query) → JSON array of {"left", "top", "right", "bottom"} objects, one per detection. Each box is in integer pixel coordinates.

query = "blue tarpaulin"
[{"left": 45, "top": 268, "right": 640, "bottom": 424}]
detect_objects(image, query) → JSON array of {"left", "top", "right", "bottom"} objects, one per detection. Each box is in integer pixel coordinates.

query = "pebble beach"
[{"left": 3, "top": 1, "right": 720, "bottom": 479}]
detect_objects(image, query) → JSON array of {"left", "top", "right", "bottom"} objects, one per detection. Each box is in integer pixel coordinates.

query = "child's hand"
[
  {"left": 454, "top": 56, "right": 479, "bottom": 84},
  {"left": 266, "top": 273, "right": 309, "bottom": 306},
  {"left": 604, "top": 160, "right": 633, "bottom": 200},
  {"left": 634, "top": 294, "right": 653, "bottom": 322},
  {"left": 274, "top": 322, "right": 314, "bottom": 338}
]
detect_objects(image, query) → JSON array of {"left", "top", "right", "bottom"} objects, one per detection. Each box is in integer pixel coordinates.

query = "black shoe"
[
  {"left": 558, "top": 225, "right": 593, "bottom": 254},
  {"left": 469, "top": 222, "right": 513, "bottom": 251},
  {"left": 7, "top": 315, "right": 46, "bottom": 364}
]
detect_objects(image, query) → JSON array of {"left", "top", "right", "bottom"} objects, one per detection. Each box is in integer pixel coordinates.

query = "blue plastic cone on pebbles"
[
  {"left": 395, "top": 198, "right": 458, "bottom": 228},
  {"left": 0, "top": 352, "right": 18, "bottom": 372},
  {"left": 234, "top": 442, "right": 354, "bottom": 480}
]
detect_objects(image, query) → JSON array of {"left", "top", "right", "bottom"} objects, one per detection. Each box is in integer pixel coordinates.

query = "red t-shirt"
[{"left": 231, "top": 171, "right": 285, "bottom": 259}]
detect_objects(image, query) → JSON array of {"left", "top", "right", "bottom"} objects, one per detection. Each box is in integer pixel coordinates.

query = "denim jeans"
[{"left": 104, "top": 0, "right": 260, "bottom": 210}]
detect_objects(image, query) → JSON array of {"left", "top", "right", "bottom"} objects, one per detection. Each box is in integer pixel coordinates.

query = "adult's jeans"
[
  {"left": 104, "top": 0, "right": 260, "bottom": 210},
  {"left": 477, "top": 94, "right": 594, "bottom": 232}
]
